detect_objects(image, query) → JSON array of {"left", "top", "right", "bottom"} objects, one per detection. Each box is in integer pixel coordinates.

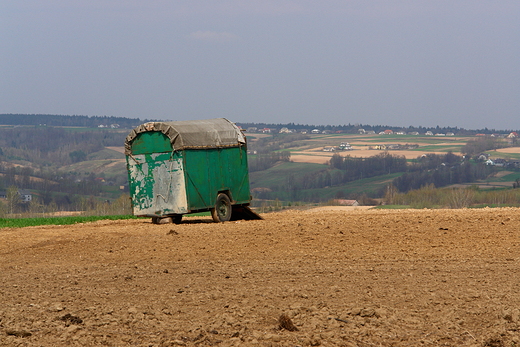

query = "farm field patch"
[{"left": 1, "top": 208, "right": 520, "bottom": 346}]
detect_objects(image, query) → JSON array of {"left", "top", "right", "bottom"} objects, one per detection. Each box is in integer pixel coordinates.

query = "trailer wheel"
[
  {"left": 172, "top": 214, "right": 182, "bottom": 224},
  {"left": 211, "top": 193, "right": 232, "bottom": 222}
]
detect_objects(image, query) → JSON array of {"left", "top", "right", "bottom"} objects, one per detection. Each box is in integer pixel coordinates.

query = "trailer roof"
[{"left": 124, "top": 118, "right": 246, "bottom": 155}]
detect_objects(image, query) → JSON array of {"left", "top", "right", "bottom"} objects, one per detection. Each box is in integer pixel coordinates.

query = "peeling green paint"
[{"left": 126, "top": 151, "right": 188, "bottom": 216}]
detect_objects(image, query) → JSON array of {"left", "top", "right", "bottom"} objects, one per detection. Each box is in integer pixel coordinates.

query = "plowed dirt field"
[{"left": 2, "top": 207, "right": 520, "bottom": 346}]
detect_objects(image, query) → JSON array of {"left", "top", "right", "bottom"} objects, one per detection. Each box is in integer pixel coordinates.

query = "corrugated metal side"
[
  {"left": 126, "top": 152, "right": 188, "bottom": 216},
  {"left": 183, "top": 146, "right": 250, "bottom": 211}
]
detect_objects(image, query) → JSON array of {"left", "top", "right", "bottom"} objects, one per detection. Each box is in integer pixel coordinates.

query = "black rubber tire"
[
  {"left": 151, "top": 216, "right": 161, "bottom": 224},
  {"left": 172, "top": 214, "right": 182, "bottom": 224},
  {"left": 211, "top": 193, "right": 232, "bottom": 222}
]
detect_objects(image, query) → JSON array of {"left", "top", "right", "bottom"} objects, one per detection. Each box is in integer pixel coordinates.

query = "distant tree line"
[
  {"left": 0, "top": 164, "right": 105, "bottom": 202},
  {"left": 253, "top": 151, "right": 496, "bottom": 203},
  {"left": 239, "top": 122, "right": 519, "bottom": 136},
  {"left": 0, "top": 125, "right": 130, "bottom": 210},
  {"left": 0, "top": 190, "right": 131, "bottom": 218},
  {"left": 329, "top": 152, "right": 408, "bottom": 181},
  {"left": 0, "top": 126, "right": 126, "bottom": 166},
  {"left": 247, "top": 133, "right": 306, "bottom": 172},
  {"left": 390, "top": 152, "right": 493, "bottom": 193},
  {"left": 393, "top": 163, "right": 492, "bottom": 193},
  {"left": 385, "top": 184, "right": 520, "bottom": 209},
  {"left": 0, "top": 114, "right": 154, "bottom": 128},
  {"left": 249, "top": 152, "right": 291, "bottom": 172},
  {"left": 461, "top": 137, "right": 509, "bottom": 158},
  {"left": 248, "top": 133, "right": 310, "bottom": 153}
]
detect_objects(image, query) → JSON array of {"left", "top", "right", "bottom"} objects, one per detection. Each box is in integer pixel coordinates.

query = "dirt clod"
[
  {"left": 483, "top": 338, "right": 504, "bottom": 347},
  {"left": 279, "top": 313, "right": 298, "bottom": 331},
  {"left": 59, "top": 313, "right": 83, "bottom": 325},
  {"left": 5, "top": 329, "right": 32, "bottom": 338}
]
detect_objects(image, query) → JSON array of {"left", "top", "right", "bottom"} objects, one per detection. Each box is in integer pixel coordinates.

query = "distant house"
[
  {"left": 19, "top": 190, "right": 32, "bottom": 202},
  {"left": 478, "top": 153, "right": 490, "bottom": 161},
  {"left": 279, "top": 127, "right": 290, "bottom": 133},
  {"left": 358, "top": 128, "right": 366, "bottom": 134},
  {"left": 322, "top": 146, "right": 335, "bottom": 152},
  {"left": 494, "top": 159, "right": 507, "bottom": 167},
  {"left": 446, "top": 132, "right": 455, "bottom": 136},
  {"left": 333, "top": 199, "right": 360, "bottom": 206},
  {"left": 0, "top": 189, "right": 32, "bottom": 202},
  {"left": 508, "top": 132, "right": 519, "bottom": 138},
  {"left": 311, "top": 129, "right": 321, "bottom": 134},
  {"left": 404, "top": 144, "right": 419, "bottom": 149},
  {"left": 408, "top": 131, "right": 420, "bottom": 135},
  {"left": 425, "top": 131, "right": 434, "bottom": 136},
  {"left": 339, "top": 142, "right": 352, "bottom": 150},
  {"left": 383, "top": 129, "right": 393, "bottom": 135}
]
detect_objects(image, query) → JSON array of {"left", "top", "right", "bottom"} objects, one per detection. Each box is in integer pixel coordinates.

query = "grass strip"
[{"left": 0, "top": 215, "right": 139, "bottom": 229}]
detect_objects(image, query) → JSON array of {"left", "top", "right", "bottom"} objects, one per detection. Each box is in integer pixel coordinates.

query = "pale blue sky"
[{"left": 1, "top": 1, "right": 519, "bottom": 130}]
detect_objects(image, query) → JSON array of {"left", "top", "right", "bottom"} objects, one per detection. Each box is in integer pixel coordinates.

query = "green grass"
[
  {"left": 485, "top": 151, "right": 520, "bottom": 160},
  {"left": 254, "top": 171, "right": 403, "bottom": 202},
  {"left": 250, "top": 162, "right": 326, "bottom": 188},
  {"left": 87, "top": 148, "right": 125, "bottom": 160},
  {"left": 299, "top": 172, "right": 403, "bottom": 200},
  {"left": 0, "top": 215, "right": 140, "bottom": 228},
  {"left": 489, "top": 170, "right": 520, "bottom": 183},
  {"left": 412, "top": 145, "right": 463, "bottom": 152},
  {"left": 290, "top": 134, "right": 472, "bottom": 152},
  {"left": 469, "top": 203, "right": 520, "bottom": 208},
  {"left": 60, "top": 159, "right": 127, "bottom": 178},
  {"left": 185, "top": 212, "right": 211, "bottom": 217},
  {"left": 499, "top": 172, "right": 520, "bottom": 181},
  {"left": 0, "top": 212, "right": 216, "bottom": 228}
]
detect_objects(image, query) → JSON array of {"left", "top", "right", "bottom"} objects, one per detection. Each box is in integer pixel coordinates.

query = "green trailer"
[{"left": 124, "top": 118, "right": 262, "bottom": 224}]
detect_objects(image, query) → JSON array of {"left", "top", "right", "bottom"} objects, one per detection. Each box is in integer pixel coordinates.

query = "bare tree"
[
  {"left": 6, "top": 186, "right": 20, "bottom": 215},
  {"left": 446, "top": 188, "right": 475, "bottom": 208}
]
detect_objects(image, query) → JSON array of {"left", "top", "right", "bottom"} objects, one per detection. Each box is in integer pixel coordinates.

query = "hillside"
[{"left": 1, "top": 115, "right": 519, "bottom": 211}]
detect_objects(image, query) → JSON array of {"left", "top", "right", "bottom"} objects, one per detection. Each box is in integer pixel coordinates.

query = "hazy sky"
[{"left": 1, "top": 1, "right": 519, "bottom": 130}]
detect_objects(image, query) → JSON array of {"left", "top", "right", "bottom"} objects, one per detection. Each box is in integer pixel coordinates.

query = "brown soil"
[
  {"left": 291, "top": 149, "right": 448, "bottom": 164},
  {"left": 106, "top": 147, "right": 126, "bottom": 154},
  {"left": 495, "top": 147, "right": 520, "bottom": 154},
  {"left": 2, "top": 207, "right": 520, "bottom": 346}
]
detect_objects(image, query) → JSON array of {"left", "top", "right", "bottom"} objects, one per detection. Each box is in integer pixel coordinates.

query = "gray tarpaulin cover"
[{"left": 124, "top": 118, "right": 246, "bottom": 155}]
